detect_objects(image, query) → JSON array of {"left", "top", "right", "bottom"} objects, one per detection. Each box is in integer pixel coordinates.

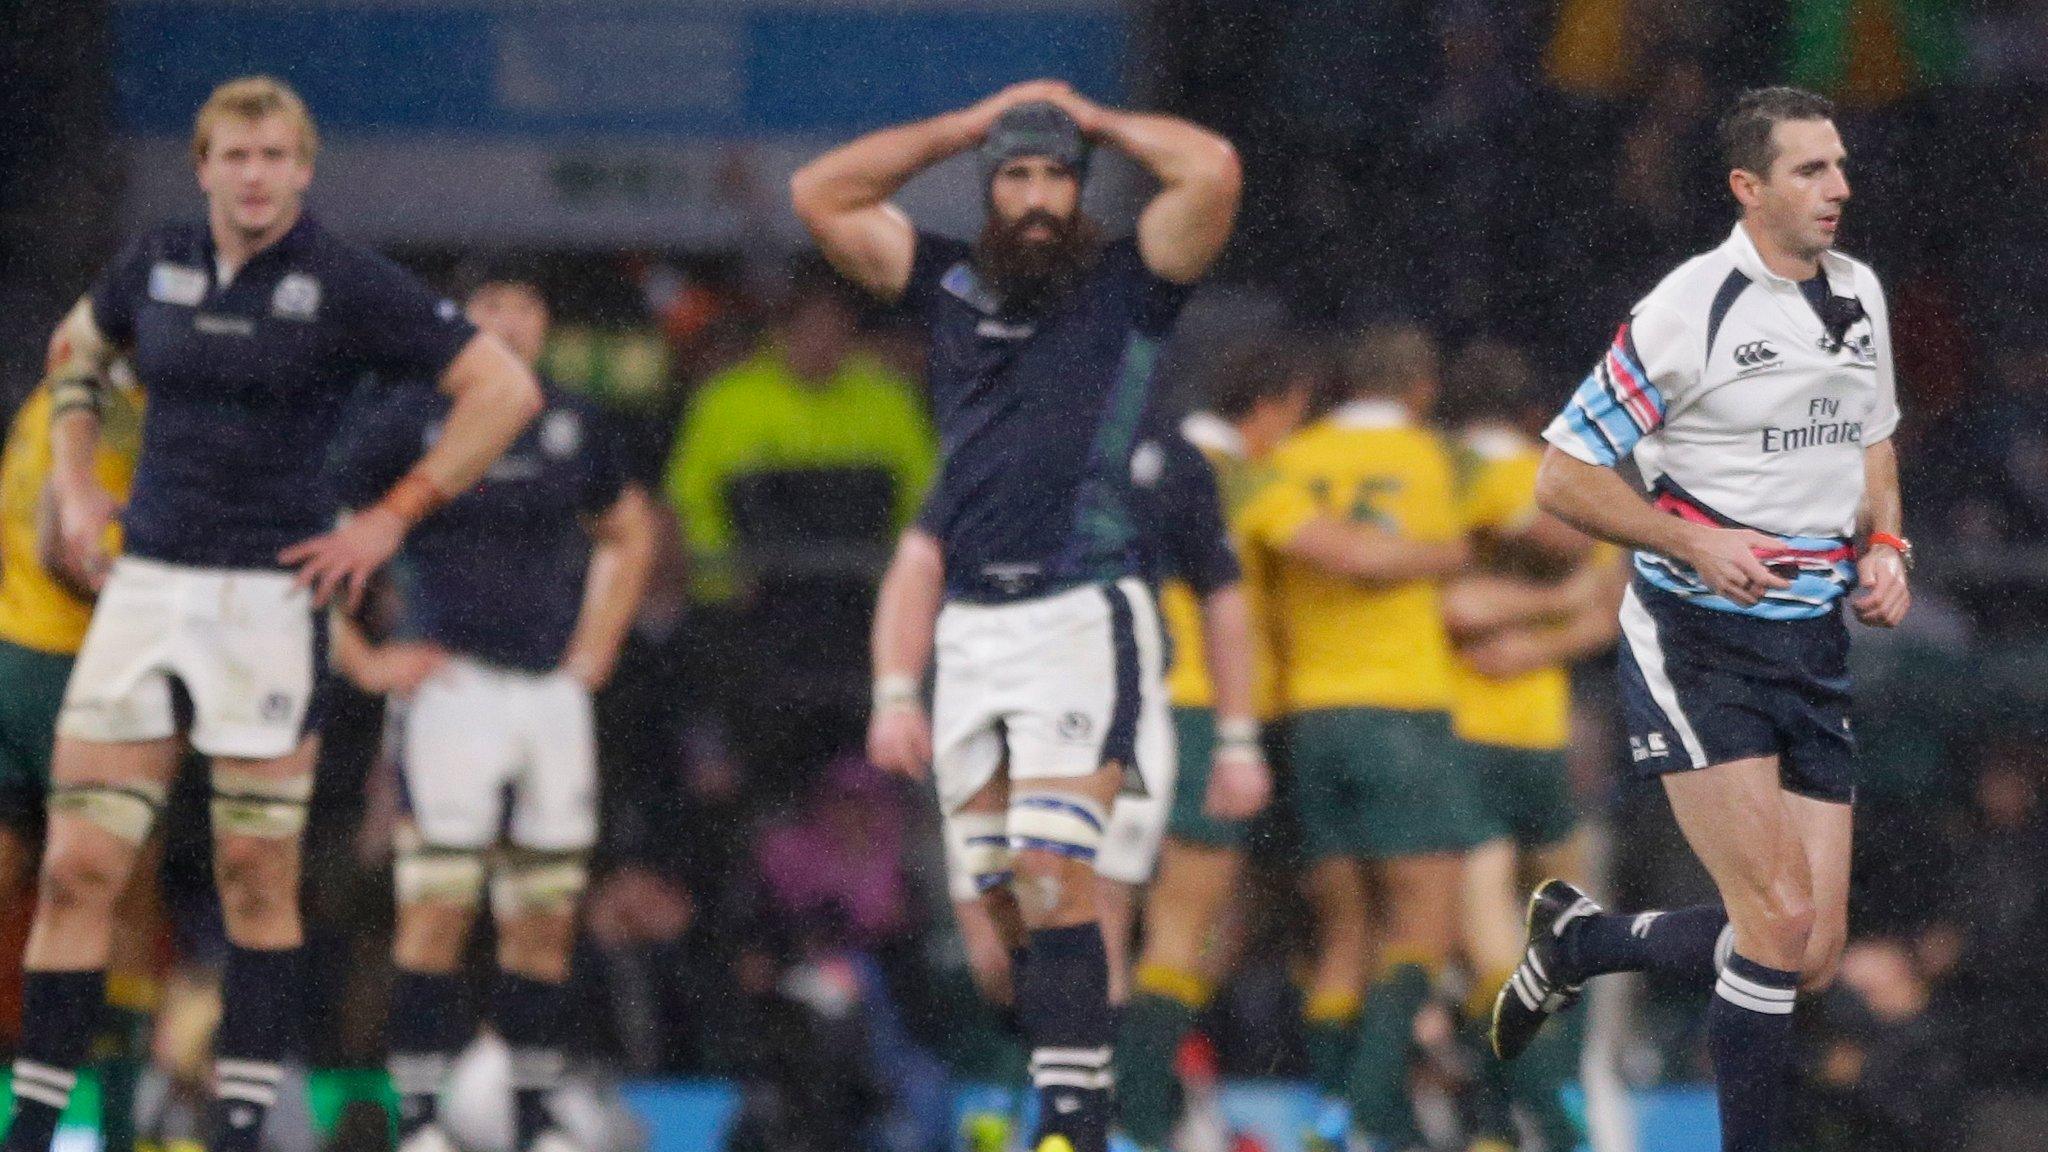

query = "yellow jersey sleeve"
[
  {"left": 0, "top": 383, "right": 142, "bottom": 655},
  {"left": 1460, "top": 449, "right": 1542, "bottom": 536}
]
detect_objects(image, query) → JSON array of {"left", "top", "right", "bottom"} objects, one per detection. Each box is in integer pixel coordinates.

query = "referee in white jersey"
[{"left": 1488, "top": 88, "right": 1910, "bottom": 1152}]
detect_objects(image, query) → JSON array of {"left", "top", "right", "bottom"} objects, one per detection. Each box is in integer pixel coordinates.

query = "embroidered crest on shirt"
[
  {"left": 148, "top": 263, "right": 207, "bottom": 307},
  {"left": 270, "top": 273, "right": 322, "bottom": 321}
]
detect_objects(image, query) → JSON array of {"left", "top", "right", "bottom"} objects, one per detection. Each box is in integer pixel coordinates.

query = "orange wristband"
[{"left": 374, "top": 471, "right": 452, "bottom": 528}]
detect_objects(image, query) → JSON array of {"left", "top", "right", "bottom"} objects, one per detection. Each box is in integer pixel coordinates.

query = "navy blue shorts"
[{"left": 1615, "top": 579, "right": 1856, "bottom": 803}]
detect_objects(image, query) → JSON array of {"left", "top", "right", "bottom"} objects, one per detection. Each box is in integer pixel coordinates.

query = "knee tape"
[
  {"left": 490, "top": 849, "right": 589, "bottom": 917},
  {"left": 1007, "top": 792, "right": 1108, "bottom": 862},
  {"left": 394, "top": 843, "right": 487, "bottom": 906},
  {"left": 948, "top": 811, "right": 1015, "bottom": 895},
  {"left": 49, "top": 780, "right": 167, "bottom": 844},
  {"left": 210, "top": 768, "right": 313, "bottom": 838}
]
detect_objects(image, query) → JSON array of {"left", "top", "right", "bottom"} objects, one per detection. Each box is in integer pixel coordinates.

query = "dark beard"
[{"left": 974, "top": 209, "right": 1103, "bottom": 314}]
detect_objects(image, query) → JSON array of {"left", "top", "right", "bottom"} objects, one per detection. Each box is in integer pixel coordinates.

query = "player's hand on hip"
[
  {"left": 50, "top": 478, "right": 119, "bottom": 592},
  {"left": 361, "top": 641, "right": 447, "bottom": 696},
  {"left": 1852, "top": 545, "right": 1911, "bottom": 628},
  {"left": 1205, "top": 736, "right": 1270, "bottom": 820},
  {"left": 280, "top": 507, "right": 407, "bottom": 610},
  {"left": 1679, "top": 525, "right": 1794, "bottom": 607},
  {"left": 867, "top": 704, "right": 932, "bottom": 780}
]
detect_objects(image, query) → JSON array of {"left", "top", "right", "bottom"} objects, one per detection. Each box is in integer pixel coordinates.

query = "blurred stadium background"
[{"left": 3, "top": 2, "right": 2048, "bottom": 1152}]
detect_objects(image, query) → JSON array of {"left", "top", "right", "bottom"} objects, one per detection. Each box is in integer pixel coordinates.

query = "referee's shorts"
[{"left": 1617, "top": 579, "right": 1855, "bottom": 803}]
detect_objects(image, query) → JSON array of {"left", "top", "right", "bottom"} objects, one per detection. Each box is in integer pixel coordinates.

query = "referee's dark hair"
[
  {"left": 1204, "top": 334, "right": 1315, "bottom": 421},
  {"left": 1721, "top": 87, "right": 1836, "bottom": 178}
]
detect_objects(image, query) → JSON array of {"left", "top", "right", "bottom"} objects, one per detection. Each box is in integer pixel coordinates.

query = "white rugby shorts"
[
  {"left": 59, "top": 557, "right": 323, "bottom": 759},
  {"left": 394, "top": 656, "right": 597, "bottom": 852},
  {"left": 934, "top": 577, "right": 1175, "bottom": 898}
]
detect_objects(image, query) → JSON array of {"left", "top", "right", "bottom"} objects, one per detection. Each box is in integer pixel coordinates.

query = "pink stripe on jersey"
[{"left": 1605, "top": 325, "right": 1660, "bottom": 431}]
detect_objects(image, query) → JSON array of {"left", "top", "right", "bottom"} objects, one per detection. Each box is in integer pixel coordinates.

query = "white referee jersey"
[{"left": 1544, "top": 222, "right": 1899, "bottom": 620}]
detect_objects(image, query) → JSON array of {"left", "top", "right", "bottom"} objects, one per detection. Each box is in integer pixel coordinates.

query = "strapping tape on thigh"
[
  {"left": 1007, "top": 792, "right": 1108, "bottom": 861},
  {"left": 489, "top": 848, "right": 588, "bottom": 916},
  {"left": 48, "top": 780, "right": 167, "bottom": 843},
  {"left": 210, "top": 767, "right": 313, "bottom": 838},
  {"left": 394, "top": 842, "right": 487, "bottom": 905},
  {"left": 950, "top": 811, "right": 1014, "bottom": 893}
]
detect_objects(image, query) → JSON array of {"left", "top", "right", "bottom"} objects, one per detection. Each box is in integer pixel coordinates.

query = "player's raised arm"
[
  {"left": 283, "top": 333, "right": 542, "bottom": 609},
  {"left": 43, "top": 299, "right": 124, "bottom": 590},
  {"left": 1045, "top": 93, "right": 1240, "bottom": 285},
  {"left": 792, "top": 80, "right": 1077, "bottom": 301}
]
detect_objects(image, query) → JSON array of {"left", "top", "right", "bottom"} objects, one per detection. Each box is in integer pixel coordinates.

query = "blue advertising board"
[{"left": 116, "top": 1, "right": 1126, "bottom": 139}]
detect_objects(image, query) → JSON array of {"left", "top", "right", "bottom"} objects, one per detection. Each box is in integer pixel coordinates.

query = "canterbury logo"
[
  {"left": 1630, "top": 911, "right": 1664, "bottom": 938},
  {"left": 1733, "top": 341, "right": 1779, "bottom": 367}
]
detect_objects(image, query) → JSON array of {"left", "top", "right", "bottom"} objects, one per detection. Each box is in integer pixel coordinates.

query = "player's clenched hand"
[
  {"left": 1205, "top": 730, "right": 1270, "bottom": 820},
  {"left": 867, "top": 702, "right": 932, "bottom": 780},
  {"left": 1852, "top": 545, "right": 1910, "bottom": 628},
  {"left": 280, "top": 507, "right": 407, "bottom": 611},
  {"left": 49, "top": 477, "right": 119, "bottom": 593},
  {"left": 357, "top": 641, "right": 447, "bottom": 696},
  {"left": 1678, "top": 525, "right": 1793, "bottom": 607}
]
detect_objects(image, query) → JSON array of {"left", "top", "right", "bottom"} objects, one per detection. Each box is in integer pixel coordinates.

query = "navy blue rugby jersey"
[
  {"left": 330, "top": 378, "right": 626, "bottom": 672},
  {"left": 1130, "top": 428, "right": 1238, "bottom": 597},
  {"left": 89, "top": 214, "right": 476, "bottom": 569},
  {"left": 902, "top": 233, "right": 1191, "bottom": 602},
  {"left": 917, "top": 420, "right": 1239, "bottom": 598}
]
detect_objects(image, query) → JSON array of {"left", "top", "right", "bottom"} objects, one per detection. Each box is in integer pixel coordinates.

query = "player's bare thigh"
[{"left": 1662, "top": 755, "right": 1816, "bottom": 972}]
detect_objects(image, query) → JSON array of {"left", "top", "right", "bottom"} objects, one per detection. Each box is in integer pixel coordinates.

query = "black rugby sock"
[
  {"left": 492, "top": 973, "right": 572, "bottom": 1151},
  {"left": 1564, "top": 904, "right": 1729, "bottom": 985},
  {"left": 3, "top": 970, "right": 103, "bottom": 1152},
  {"left": 387, "top": 968, "right": 467, "bottom": 1141},
  {"left": 1707, "top": 953, "right": 1799, "bottom": 1152},
  {"left": 208, "top": 945, "right": 305, "bottom": 1152},
  {"left": 1019, "top": 924, "right": 1113, "bottom": 1152}
]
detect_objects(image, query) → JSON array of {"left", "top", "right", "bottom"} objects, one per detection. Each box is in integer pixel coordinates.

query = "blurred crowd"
[{"left": 3, "top": 3, "right": 2048, "bottom": 1152}]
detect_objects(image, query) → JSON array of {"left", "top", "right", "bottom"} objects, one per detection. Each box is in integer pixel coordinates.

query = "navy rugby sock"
[
  {"left": 208, "top": 945, "right": 305, "bottom": 1152},
  {"left": 493, "top": 973, "right": 572, "bottom": 1151},
  {"left": 1019, "top": 925, "right": 1113, "bottom": 1152},
  {"left": 387, "top": 968, "right": 467, "bottom": 1141},
  {"left": 1564, "top": 904, "right": 1729, "bottom": 985},
  {"left": 1707, "top": 954, "right": 1799, "bottom": 1152}
]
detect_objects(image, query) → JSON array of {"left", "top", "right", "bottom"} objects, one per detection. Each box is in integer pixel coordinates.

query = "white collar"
[
  {"left": 1460, "top": 421, "right": 1529, "bottom": 460},
  {"left": 1724, "top": 221, "right": 1856, "bottom": 296},
  {"left": 1330, "top": 398, "right": 1410, "bottom": 429},
  {"left": 1179, "top": 410, "right": 1246, "bottom": 459}
]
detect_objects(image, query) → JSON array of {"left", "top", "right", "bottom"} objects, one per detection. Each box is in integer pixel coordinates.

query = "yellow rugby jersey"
[
  {"left": 1160, "top": 415, "right": 1316, "bottom": 715},
  {"left": 1266, "top": 400, "right": 1462, "bottom": 713},
  {"left": 0, "top": 380, "right": 143, "bottom": 655},
  {"left": 1449, "top": 427, "right": 1570, "bottom": 750}
]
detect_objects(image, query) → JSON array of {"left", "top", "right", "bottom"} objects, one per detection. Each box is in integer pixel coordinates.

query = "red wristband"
[
  {"left": 1865, "top": 532, "right": 1908, "bottom": 556},
  {"left": 374, "top": 471, "right": 452, "bottom": 528}
]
